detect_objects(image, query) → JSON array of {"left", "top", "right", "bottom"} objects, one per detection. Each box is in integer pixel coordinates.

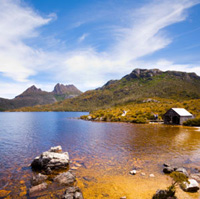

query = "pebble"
[
  {"left": 120, "top": 196, "right": 127, "bottom": 199},
  {"left": 141, "top": 172, "right": 146, "bottom": 176},
  {"left": 129, "top": 170, "right": 137, "bottom": 175},
  {"left": 163, "top": 163, "right": 170, "bottom": 167},
  {"left": 75, "top": 163, "right": 82, "bottom": 167},
  {"left": 71, "top": 166, "right": 79, "bottom": 170},
  {"left": 149, "top": 174, "right": 155, "bottom": 178}
]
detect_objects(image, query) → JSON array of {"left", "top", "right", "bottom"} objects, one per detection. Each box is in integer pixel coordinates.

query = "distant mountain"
[
  {"left": 15, "top": 68, "right": 200, "bottom": 112},
  {"left": 52, "top": 83, "right": 82, "bottom": 100},
  {"left": 0, "top": 84, "right": 82, "bottom": 111},
  {"left": 16, "top": 85, "right": 42, "bottom": 97}
]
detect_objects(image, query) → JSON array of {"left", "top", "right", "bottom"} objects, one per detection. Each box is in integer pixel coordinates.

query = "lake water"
[{"left": 0, "top": 112, "right": 200, "bottom": 198}]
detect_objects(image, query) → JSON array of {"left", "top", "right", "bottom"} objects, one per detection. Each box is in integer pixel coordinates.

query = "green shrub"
[
  {"left": 131, "top": 117, "right": 147, "bottom": 124},
  {"left": 183, "top": 117, "right": 200, "bottom": 126}
]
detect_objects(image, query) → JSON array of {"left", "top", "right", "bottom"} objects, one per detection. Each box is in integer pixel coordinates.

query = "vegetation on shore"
[
  {"left": 183, "top": 117, "right": 200, "bottom": 126},
  {"left": 80, "top": 98, "right": 200, "bottom": 125}
]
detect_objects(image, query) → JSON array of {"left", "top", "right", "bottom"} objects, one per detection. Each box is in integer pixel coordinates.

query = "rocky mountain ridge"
[
  {"left": 52, "top": 83, "right": 82, "bottom": 96},
  {"left": 11, "top": 68, "right": 200, "bottom": 112},
  {"left": 0, "top": 84, "right": 82, "bottom": 111}
]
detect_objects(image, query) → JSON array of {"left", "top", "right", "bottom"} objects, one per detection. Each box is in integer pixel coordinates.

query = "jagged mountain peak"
[
  {"left": 125, "top": 68, "right": 162, "bottom": 79},
  {"left": 53, "top": 83, "right": 82, "bottom": 95},
  {"left": 25, "top": 85, "right": 42, "bottom": 93},
  {"left": 15, "top": 85, "right": 43, "bottom": 99}
]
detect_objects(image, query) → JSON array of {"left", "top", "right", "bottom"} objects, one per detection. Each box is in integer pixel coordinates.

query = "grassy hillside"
[
  {"left": 80, "top": 98, "right": 200, "bottom": 124},
  {"left": 12, "top": 69, "right": 200, "bottom": 112}
]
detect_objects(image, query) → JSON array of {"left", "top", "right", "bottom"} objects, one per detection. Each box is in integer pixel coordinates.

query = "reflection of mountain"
[{"left": 0, "top": 84, "right": 82, "bottom": 111}]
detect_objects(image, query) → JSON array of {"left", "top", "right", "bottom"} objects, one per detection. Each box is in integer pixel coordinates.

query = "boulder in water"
[
  {"left": 181, "top": 179, "right": 199, "bottom": 192},
  {"left": 62, "top": 186, "right": 83, "bottom": 199},
  {"left": 31, "top": 173, "right": 48, "bottom": 186},
  {"left": 29, "top": 182, "right": 48, "bottom": 195},
  {"left": 31, "top": 146, "right": 69, "bottom": 172},
  {"left": 54, "top": 171, "right": 76, "bottom": 186}
]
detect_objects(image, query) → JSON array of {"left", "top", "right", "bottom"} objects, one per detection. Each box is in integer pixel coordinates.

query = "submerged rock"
[
  {"left": 54, "top": 171, "right": 76, "bottom": 186},
  {"left": 152, "top": 189, "right": 176, "bottom": 199},
  {"left": 31, "top": 146, "right": 69, "bottom": 172},
  {"left": 82, "top": 176, "right": 97, "bottom": 182},
  {"left": 31, "top": 173, "right": 48, "bottom": 186},
  {"left": 62, "top": 186, "right": 84, "bottom": 199},
  {"left": 181, "top": 179, "right": 199, "bottom": 192},
  {"left": 29, "top": 182, "right": 48, "bottom": 195}
]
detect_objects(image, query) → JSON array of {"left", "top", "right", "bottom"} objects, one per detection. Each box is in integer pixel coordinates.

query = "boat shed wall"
[{"left": 163, "top": 108, "right": 193, "bottom": 125}]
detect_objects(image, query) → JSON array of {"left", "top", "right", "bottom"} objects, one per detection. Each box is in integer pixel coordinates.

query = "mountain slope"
[
  {"left": 0, "top": 84, "right": 82, "bottom": 111},
  {"left": 13, "top": 69, "right": 200, "bottom": 112}
]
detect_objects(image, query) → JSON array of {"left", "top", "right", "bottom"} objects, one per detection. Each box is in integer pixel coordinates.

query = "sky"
[{"left": 0, "top": 0, "right": 200, "bottom": 99}]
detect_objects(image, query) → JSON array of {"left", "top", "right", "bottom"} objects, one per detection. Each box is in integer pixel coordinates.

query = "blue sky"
[{"left": 0, "top": 0, "right": 200, "bottom": 98}]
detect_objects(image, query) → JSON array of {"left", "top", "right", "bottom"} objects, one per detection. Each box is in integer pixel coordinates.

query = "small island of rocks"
[{"left": 29, "top": 145, "right": 84, "bottom": 199}]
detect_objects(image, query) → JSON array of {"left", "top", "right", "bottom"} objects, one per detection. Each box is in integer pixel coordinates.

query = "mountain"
[
  {"left": 13, "top": 68, "right": 200, "bottom": 112},
  {"left": 0, "top": 84, "right": 82, "bottom": 111},
  {"left": 52, "top": 83, "right": 82, "bottom": 100}
]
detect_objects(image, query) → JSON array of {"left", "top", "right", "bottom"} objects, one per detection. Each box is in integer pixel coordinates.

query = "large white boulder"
[
  {"left": 181, "top": 179, "right": 200, "bottom": 192},
  {"left": 31, "top": 146, "right": 69, "bottom": 172}
]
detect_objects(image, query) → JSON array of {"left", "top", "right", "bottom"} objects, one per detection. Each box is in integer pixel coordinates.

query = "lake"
[{"left": 0, "top": 112, "right": 200, "bottom": 198}]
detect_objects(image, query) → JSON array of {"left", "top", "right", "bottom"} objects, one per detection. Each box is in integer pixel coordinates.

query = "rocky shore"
[
  {"left": 29, "top": 146, "right": 200, "bottom": 199},
  {"left": 29, "top": 146, "right": 84, "bottom": 198},
  {"left": 128, "top": 163, "right": 200, "bottom": 199},
  {"left": 153, "top": 163, "right": 199, "bottom": 198}
]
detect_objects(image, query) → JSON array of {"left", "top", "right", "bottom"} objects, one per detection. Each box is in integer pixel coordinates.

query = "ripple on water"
[{"left": 0, "top": 112, "right": 200, "bottom": 198}]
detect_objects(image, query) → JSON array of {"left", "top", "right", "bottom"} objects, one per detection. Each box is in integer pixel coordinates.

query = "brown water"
[{"left": 0, "top": 112, "right": 200, "bottom": 198}]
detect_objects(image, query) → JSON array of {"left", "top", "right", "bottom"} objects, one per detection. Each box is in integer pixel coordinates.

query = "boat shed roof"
[{"left": 172, "top": 108, "right": 193, "bottom": 116}]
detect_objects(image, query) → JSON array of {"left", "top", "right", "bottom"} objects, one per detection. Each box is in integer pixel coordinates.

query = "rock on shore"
[
  {"left": 31, "top": 145, "right": 69, "bottom": 173},
  {"left": 62, "top": 186, "right": 84, "bottom": 199},
  {"left": 54, "top": 171, "right": 76, "bottom": 186},
  {"left": 181, "top": 179, "right": 200, "bottom": 192},
  {"left": 162, "top": 163, "right": 200, "bottom": 193},
  {"left": 31, "top": 173, "right": 48, "bottom": 186},
  {"left": 29, "top": 146, "right": 84, "bottom": 198}
]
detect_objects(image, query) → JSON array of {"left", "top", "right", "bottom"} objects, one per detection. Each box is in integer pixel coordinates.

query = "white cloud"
[
  {"left": 0, "top": 0, "right": 54, "bottom": 82},
  {"left": 0, "top": 0, "right": 200, "bottom": 98},
  {"left": 78, "top": 33, "right": 89, "bottom": 43},
  {"left": 55, "top": 0, "right": 200, "bottom": 90}
]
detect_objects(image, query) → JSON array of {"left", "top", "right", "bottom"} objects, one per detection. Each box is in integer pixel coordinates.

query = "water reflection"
[{"left": 0, "top": 113, "right": 200, "bottom": 198}]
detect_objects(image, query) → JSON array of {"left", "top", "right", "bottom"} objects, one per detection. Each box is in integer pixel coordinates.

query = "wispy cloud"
[
  {"left": 0, "top": 0, "right": 54, "bottom": 82},
  {"left": 0, "top": 0, "right": 200, "bottom": 98},
  {"left": 78, "top": 33, "right": 89, "bottom": 43},
  {"left": 56, "top": 0, "right": 200, "bottom": 90}
]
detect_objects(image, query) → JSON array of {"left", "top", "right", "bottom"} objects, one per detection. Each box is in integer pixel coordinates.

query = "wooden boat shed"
[{"left": 163, "top": 108, "right": 194, "bottom": 125}]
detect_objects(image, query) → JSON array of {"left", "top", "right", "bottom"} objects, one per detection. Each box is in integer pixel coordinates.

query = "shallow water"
[{"left": 0, "top": 112, "right": 200, "bottom": 198}]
